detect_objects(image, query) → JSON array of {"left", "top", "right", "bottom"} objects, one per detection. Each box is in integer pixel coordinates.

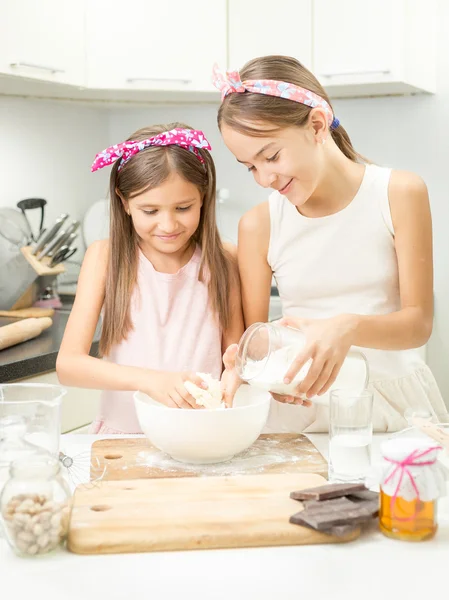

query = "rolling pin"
[
  {"left": 0, "top": 307, "right": 55, "bottom": 319},
  {"left": 0, "top": 317, "right": 53, "bottom": 351}
]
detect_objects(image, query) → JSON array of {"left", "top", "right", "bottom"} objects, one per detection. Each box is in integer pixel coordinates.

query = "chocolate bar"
[
  {"left": 289, "top": 484, "right": 379, "bottom": 536},
  {"left": 290, "top": 482, "right": 366, "bottom": 501}
]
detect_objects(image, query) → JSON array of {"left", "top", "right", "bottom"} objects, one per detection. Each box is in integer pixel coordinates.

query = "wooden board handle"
[{"left": 0, "top": 317, "right": 53, "bottom": 350}]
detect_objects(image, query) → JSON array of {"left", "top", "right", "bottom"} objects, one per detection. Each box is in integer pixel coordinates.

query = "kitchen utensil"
[
  {"left": 49, "top": 245, "right": 77, "bottom": 267},
  {"left": 134, "top": 385, "right": 271, "bottom": 464},
  {"left": 90, "top": 434, "right": 328, "bottom": 481},
  {"left": 0, "top": 213, "right": 28, "bottom": 248},
  {"left": 0, "top": 384, "right": 65, "bottom": 456},
  {"left": 0, "top": 253, "right": 39, "bottom": 310},
  {"left": 0, "top": 208, "right": 30, "bottom": 248},
  {"left": 31, "top": 213, "right": 68, "bottom": 256},
  {"left": 37, "top": 221, "right": 79, "bottom": 260},
  {"left": 0, "top": 317, "right": 52, "bottom": 350},
  {"left": 48, "top": 232, "right": 77, "bottom": 259},
  {"left": 16, "top": 198, "right": 47, "bottom": 242},
  {"left": 67, "top": 473, "right": 361, "bottom": 555},
  {"left": 0, "top": 307, "right": 54, "bottom": 318},
  {"left": 236, "top": 322, "right": 369, "bottom": 404},
  {"left": 59, "top": 450, "right": 107, "bottom": 491}
]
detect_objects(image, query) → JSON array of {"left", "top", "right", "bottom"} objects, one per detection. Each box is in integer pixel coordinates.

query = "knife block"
[{"left": 9, "top": 247, "right": 65, "bottom": 310}]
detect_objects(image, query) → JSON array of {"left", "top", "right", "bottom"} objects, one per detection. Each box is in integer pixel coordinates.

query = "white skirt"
[{"left": 263, "top": 364, "right": 447, "bottom": 434}]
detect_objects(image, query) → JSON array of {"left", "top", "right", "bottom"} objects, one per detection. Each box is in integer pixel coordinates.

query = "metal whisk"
[{"left": 59, "top": 449, "right": 107, "bottom": 490}]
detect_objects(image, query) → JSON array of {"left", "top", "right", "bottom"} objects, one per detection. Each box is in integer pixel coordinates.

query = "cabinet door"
[
  {"left": 86, "top": 0, "right": 226, "bottom": 90},
  {"left": 0, "top": 0, "right": 86, "bottom": 86},
  {"left": 228, "top": 0, "right": 312, "bottom": 71},
  {"left": 313, "top": 0, "right": 396, "bottom": 80}
]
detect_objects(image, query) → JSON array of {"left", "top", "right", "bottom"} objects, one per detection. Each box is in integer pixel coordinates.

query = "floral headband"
[
  {"left": 91, "top": 128, "right": 212, "bottom": 172},
  {"left": 212, "top": 64, "right": 340, "bottom": 130}
]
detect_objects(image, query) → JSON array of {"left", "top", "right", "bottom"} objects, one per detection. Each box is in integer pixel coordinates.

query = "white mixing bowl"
[{"left": 134, "top": 385, "right": 271, "bottom": 464}]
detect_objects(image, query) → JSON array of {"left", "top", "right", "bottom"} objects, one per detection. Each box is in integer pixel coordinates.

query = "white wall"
[{"left": 0, "top": 96, "right": 109, "bottom": 239}]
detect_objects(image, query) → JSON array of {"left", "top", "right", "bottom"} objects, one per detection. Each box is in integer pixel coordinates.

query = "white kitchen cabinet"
[
  {"left": 86, "top": 0, "right": 226, "bottom": 91},
  {"left": 228, "top": 0, "right": 312, "bottom": 71},
  {"left": 0, "top": 0, "right": 86, "bottom": 86},
  {"left": 314, "top": 0, "right": 436, "bottom": 97},
  {"left": 15, "top": 371, "right": 100, "bottom": 434}
]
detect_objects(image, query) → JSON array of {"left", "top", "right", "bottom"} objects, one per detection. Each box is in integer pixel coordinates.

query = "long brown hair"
[
  {"left": 100, "top": 122, "right": 232, "bottom": 356},
  {"left": 218, "top": 55, "right": 366, "bottom": 163}
]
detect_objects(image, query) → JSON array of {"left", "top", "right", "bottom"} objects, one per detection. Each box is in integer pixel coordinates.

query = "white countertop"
[{"left": 1, "top": 433, "right": 447, "bottom": 600}]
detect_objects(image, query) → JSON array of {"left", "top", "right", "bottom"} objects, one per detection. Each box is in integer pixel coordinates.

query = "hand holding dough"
[{"left": 184, "top": 373, "right": 225, "bottom": 409}]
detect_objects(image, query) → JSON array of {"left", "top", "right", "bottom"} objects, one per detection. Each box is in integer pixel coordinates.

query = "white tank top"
[{"left": 267, "top": 163, "right": 424, "bottom": 382}]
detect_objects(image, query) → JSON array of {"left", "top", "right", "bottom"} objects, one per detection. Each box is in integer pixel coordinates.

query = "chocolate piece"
[
  {"left": 290, "top": 482, "right": 366, "bottom": 501},
  {"left": 302, "top": 497, "right": 356, "bottom": 512},
  {"left": 289, "top": 513, "right": 359, "bottom": 538},
  {"left": 347, "top": 489, "right": 379, "bottom": 502},
  {"left": 329, "top": 524, "right": 360, "bottom": 537},
  {"left": 300, "top": 503, "right": 375, "bottom": 531}
]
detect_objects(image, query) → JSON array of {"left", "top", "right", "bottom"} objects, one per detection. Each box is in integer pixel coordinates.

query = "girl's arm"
[
  {"left": 56, "top": 240, "right": 204, "bottom": 409},
  {"left": 283, "top": 170, "right": 435, "bottom": 398},
  {"left": 237, "top": 202, "right": 273, "bottom": 327}
]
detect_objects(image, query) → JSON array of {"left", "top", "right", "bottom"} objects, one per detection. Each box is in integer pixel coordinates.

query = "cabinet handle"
[
  {"left": 126, "top": 77, "right": 192, "bottom": 85},
  {"left": 10, "top": 62, "right": 65, "bottom": 74},
  {"left": 320, "top": 69, "right": 391, "bottom": 78}
]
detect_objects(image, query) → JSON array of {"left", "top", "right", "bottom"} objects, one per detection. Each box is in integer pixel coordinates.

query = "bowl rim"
[{"left": 133, "top": 389, "right": 271, "bottom": 413}]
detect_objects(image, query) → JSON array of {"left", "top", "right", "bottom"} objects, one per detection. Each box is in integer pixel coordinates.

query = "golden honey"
[{"left": 379, "top": 489, "right": 437, "bottom": 541}]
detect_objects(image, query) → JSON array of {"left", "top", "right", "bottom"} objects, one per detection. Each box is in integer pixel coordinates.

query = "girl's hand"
[
  {"left": 280, "top": 314, "right": 358, "bottom": 399},
  {"left": 144, "top": 371, "right": 208, "bottom": 409},
  {"left": 220, "top": 344, "right": 243, "bottom": 407}
]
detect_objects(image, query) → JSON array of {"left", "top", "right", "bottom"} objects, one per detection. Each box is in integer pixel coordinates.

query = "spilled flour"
[{"left": 136, "top": 437, "right": 326, "bottom": 477}]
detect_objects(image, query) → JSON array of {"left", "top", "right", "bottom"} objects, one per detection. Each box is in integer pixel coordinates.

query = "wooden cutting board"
[
  {"left": 67, "top": 473, "right": 360, "bottom": 555},
  {"left": 90, "top": 434, "right": 328, "bottom": 481}
]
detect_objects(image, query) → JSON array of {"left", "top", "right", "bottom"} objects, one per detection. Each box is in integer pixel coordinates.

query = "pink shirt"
[{"left": 91, "top": 246, "right": 223, "bottom": 433}]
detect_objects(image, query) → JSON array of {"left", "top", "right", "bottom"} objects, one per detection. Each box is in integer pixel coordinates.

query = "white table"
[{"left": 1, "top": 434, "right": 447, "bottom": 600}]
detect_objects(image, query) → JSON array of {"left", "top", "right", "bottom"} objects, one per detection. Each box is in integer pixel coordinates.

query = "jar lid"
[{"left": 381, "top": 437, "right": 442, "bottom": 463}]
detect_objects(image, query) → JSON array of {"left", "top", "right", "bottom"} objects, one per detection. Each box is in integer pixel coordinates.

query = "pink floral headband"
[
  {"left": 212, "top": 64, "right": 340, "bottom": 130},
  {"left": 91, "top": 128, "right": 212, "bottom": 172}
]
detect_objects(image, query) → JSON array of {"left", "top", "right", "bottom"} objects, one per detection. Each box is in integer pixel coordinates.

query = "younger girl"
[
  {"left": 214, "top": 57, "right": 446, "bottom": 432},
  {"left": 57, "top": 124, "right": 243, "bottom": 433}
]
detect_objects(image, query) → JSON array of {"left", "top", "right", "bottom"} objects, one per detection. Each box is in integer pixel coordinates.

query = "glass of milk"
[{"left": 328, "top": 389, "right": 374, "bottom": 483}]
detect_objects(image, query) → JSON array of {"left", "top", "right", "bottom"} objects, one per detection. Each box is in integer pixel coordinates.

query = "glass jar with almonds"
[{"left": 0, "top": 455, "right": 72, "bottom": 556}]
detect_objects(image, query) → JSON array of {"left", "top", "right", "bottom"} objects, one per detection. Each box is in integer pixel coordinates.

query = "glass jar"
[
  {"left": 0, "top": 383, "right": 66, "bottom": 456},
  {"left": 0, "top": 456, "right": 72, "bottom": 556},
  {"left": 0, "top": 415, "right": 49, "bottom": 492},
  {"left": 235, "top": 322, "right": 369, "bottom": 401},
  {"left": 379, "top": 437, "right": 446, "bottom": 541}
]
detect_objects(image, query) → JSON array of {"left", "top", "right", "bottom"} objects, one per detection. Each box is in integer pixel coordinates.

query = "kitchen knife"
[
  {"left": 36, "top": 227, "right": 69, "bottom": 260},
  {"left": 44, "top": 220, "right": 80, "bottom": 257},
  {"left": 49, "top": 245, "right": 77, "bottom": 267},
  {"left": 47, "top": 231, "right": 78, "bottom": 257},
  {"left": 32, "top": 214, "right": 68, "bottom": 255}
]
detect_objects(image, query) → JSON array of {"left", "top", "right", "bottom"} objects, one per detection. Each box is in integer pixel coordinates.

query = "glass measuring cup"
[{"left": 0, "top": 384, "right": 66, "bottom": 456}]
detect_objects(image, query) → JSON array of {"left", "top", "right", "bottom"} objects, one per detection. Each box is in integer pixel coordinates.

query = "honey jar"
[{"left": 379, "top": 437, "right": 447, "bottom": 541}]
